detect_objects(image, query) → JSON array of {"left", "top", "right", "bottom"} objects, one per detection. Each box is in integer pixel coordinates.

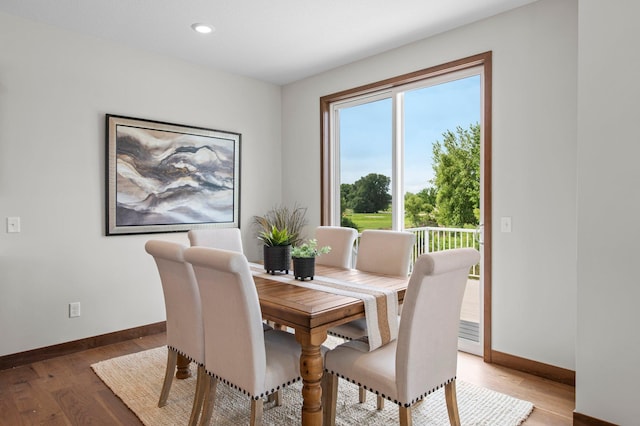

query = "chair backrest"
[
  {"left": 145, "top": 240, "right": 204, "bottom": 364},
  {"left": 187, "top": 228, "right": 244, "bottom": 252},
  {"left": 355, "top": 230, "right": 416, "bottom": 277},
  {"left": 315, "top": 226, "right": 358, "bottom": 268},
  {"left": 395, "top": 248, "right": 480, "bottom": 403},
  {"left": 184, "top": 246, "right": 266, "bottom": 395}
]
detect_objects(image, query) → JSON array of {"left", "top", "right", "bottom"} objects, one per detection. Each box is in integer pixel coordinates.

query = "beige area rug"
[{"left": 92, "top": 344, "right": 533, "bottom": 426}]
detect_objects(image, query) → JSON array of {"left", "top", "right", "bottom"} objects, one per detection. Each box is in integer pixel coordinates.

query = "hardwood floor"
[
  {"left": 457, "top": 351, "right": 574, "bottom": 425},
  {"left": 0, "top": 332, "right": 574, "bottom": 425},
  {"left": 0, "top": 334, "right": 165, "bottom": 426}
]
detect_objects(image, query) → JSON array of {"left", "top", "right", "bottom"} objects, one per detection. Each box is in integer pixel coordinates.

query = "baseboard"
[
  {"left": 2, "top": 323, "right": 578, "bottom": 388},
  {"left": 491, "top": 349, "right": 575, "bottom": 386},
  {"left": 0, "top": 321, "right": 166, "bottom": 371},
  {"left": 573, "top": 411, "right": 618, "bottom": 426}
]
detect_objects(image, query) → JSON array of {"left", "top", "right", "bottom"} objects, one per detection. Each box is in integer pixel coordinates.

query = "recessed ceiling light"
[{"left": 191, "top": 23, "right": 214, "bottom": 34}]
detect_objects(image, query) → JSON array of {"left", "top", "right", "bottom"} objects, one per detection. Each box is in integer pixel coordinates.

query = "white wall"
[
  {"left": 282, "top": 0, "right": 578, "bottom": 369},
  {"left": 0, "top": 12, "right": 282, "bottom": 356},
  {"left": 576, "top": 0, "right": 640, "bottom": 423}
]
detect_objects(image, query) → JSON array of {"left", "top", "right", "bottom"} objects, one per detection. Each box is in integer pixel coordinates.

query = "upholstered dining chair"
[
  {"left": 184, "top": 247, "right": 304, "bottom": 426},
  {"left": 315, "top": 226, "right": 358, "bottom": 268},
  {"left": 145, "top": 240, "right": 205, "bottom": 426},
  {"left": 328, "top": 229, "right": 416, "bottom": 403},
  {"left": 328, "top": 230, "right": 415, "bottom": 341},
  {"left": 188, "top": 227, "right": 275, "bottom": 335},
  {"left": 355, "top": 229, "right": 415, "bottom": 276},
  {"left": 187, "top": 228, "right": 244, "bottom": 252},
  {"left": 322, "top": 248, "right": 480, "bottom": 426}
]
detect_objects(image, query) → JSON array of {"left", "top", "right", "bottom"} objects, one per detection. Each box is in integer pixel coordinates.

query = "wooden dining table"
[{"left": 253, "top": 264, "right": 408, "bottom": 426}]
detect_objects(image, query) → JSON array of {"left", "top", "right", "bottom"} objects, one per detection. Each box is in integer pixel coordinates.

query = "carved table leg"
[
  {"left": 295, "top": 329, "right": 327, "bottom": 426},
  {"left": 176, "top": 353, "right": 192, "bottom": 379}
]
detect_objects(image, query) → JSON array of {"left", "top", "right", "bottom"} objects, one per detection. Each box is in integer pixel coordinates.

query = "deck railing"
[{"left": 405, "top": 226, "right": 480, "bottom": 278}]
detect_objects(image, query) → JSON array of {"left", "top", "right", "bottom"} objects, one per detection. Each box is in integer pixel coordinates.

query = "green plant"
[
  {"left": 257, "top": 225, "right": 292, "bottom": 247},
  {"left": 253, "top": 204, "right": 308, "bottom": 246},
  {"left": 340, "top": 214, "right": 359, "bottom": 230},
  {"left": 291, "top": 239, "right": 331, "bottom": 258}
]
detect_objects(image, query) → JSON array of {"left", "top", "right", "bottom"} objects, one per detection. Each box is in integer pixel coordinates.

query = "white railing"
[
  {"left": 405, "top": 226, "right": 480, "bottom": 278},
  {"left": 353, "top": 226, "right": 480, "bottom": 278}
]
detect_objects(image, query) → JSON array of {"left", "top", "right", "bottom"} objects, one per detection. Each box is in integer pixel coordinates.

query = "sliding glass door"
[{"left": 329, "top": 67, "right": 485, "bottom": 355}]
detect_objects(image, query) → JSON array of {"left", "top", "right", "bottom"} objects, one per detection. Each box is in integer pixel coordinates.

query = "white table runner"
[{"left": 250, "top": 263, "right": 398, "bottom": 351}]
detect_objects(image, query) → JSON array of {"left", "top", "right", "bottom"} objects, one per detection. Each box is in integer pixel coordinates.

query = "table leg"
[
  {"left": 295, "top": 329, "right": 328, "bottom": 426},
  {"left": 176, "top": 353, "right": 192, "bottom": 379}
]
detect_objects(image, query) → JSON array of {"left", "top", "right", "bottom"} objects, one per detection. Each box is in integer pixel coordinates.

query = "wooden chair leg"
[
  {"left": 322, "top": 373, "right": 339, "bottom": 426},
  {"left": 267, "top": 390, "right": 282, "bottom": 406},
  {"left": 445, "top": 380, "right": 461, "bottom": 426},
  {"left": 198, "top": 375, "right": 217, "bottom": 426},
  {"left": 158, "top": 347, "right": 178, "bottom": 407},
  {"left": 250, "top": 398, "right": 264, "bottom": 426},
  {"left": 359, "top": 386, "right": 366, "bottom": 403},
  {"left": 188, "top": 365, "right": 206, "bottom": 426},
  {"left": 376, "top": 395, "right": 384, "bottom": 410},
  {"left": 399, "top": 405, "right": 413, "bottom": 426}
]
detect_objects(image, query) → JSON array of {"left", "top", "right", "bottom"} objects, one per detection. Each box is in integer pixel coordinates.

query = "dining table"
[{"left": 251, "top": 263, "right": 408, "bottom": 426}]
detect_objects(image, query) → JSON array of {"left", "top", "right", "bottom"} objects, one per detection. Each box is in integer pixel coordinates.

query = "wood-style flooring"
[{"left": 0, "top": 332, "right": 574, "bottom": 425}]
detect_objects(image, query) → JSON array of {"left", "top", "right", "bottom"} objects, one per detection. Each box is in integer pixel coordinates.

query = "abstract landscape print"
[{"left": 106, "top": 115, "right": 240, "bottom": 235}]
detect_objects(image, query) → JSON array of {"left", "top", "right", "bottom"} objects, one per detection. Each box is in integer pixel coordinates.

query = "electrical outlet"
[{"left": 69, "top": 302, "right": 81, "bottom": 318}]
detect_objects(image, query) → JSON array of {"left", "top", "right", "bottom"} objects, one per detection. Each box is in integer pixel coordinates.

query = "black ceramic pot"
[
  {"left": 263, "top": 245, "right": 291, "bottom": 275},
  {"left": 292, "top": 256, "right": 315, "bottom": 280}
]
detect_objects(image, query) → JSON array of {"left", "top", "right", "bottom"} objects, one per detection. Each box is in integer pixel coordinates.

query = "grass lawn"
[
  {"left": 344, "top": 212, "right": 394, "bottom": 230},
  {"left": 344, "top": 210, "right": 422, "bottom": 230}
]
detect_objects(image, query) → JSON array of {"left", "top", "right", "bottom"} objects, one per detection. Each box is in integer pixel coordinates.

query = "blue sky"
[{"left": 339, "top": 75, "right": 480, "bottom": 194}]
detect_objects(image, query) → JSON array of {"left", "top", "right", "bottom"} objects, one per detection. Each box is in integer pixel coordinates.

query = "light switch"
[
  {"left": 500, "top": 216, "right": 512, "bottom": 233},
  {"left": 7, "top": 217, "right": 21, "bottom": 233}
]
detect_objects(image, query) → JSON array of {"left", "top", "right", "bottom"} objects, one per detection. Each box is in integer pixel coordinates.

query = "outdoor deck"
[
  {"left": 460, "top": 278, "right": 480, "bottom": 342},
  {"left": 461, "top": 278, "right": 480, "bottom": 323}
]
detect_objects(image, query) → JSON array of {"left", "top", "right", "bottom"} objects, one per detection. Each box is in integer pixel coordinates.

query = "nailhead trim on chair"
[
  {"left": 327, "top": 330, "right": 357, "bottom": 340},
  {"left": 168, "top": 345, "right": 204, "bottom": 367},
  {"left": 204, "top": 370, "right": 301, "bottom": 400},
  {"left": 168, "top": 337, "right": 300, "bottom": 400},
  {"left": 324, "top": 368, "right": 455, "bottom": 407}
]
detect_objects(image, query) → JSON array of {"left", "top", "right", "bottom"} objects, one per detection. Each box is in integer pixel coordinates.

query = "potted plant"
[
  {"left": 291, "top": 239, "right": 331, "bottom": 280},
  {"left": 254, "top": 205, "right": 308, "bottom": 275},
  {"left": 258, "top": 225, "right": 293, "bottom": 274}
]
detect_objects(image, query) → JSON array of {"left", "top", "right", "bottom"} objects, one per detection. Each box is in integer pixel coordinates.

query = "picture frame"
[{"left": 106, "top": 114, "right": 241, "bottom": 235}]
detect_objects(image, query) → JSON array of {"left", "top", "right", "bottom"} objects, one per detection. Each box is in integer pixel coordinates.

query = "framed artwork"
[{"left": 106, "top": 115, "right": 241, "bottom": 235}]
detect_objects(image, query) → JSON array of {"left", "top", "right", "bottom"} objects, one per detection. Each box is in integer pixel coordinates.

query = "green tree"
[
  {"left": 404, "top": 187, "right": 438, "bottom": 227},
  {"left": 432, "top": 123, "right": 480, "bottom": 227},
  {"left": 340, "top": 183, "right": 354, "bottom": 210},
  {"left": 339, "top": 183, "right": 359, "bottom": 229},
  {"left": 351, "top": 173, "right": 391, "bottom": 213}
]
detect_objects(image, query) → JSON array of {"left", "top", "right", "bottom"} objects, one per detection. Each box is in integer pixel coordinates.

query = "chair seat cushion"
[
  {"left": 325, "top": 339, "right": 398, "bottom": 401},
  {"left": 263, "top": 330, "right": 303, "bottom": 395}
]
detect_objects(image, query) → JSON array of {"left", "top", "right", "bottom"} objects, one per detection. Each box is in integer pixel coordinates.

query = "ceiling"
[{"left": 0, "top": 0, "right": 537, "bottom": 85}]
